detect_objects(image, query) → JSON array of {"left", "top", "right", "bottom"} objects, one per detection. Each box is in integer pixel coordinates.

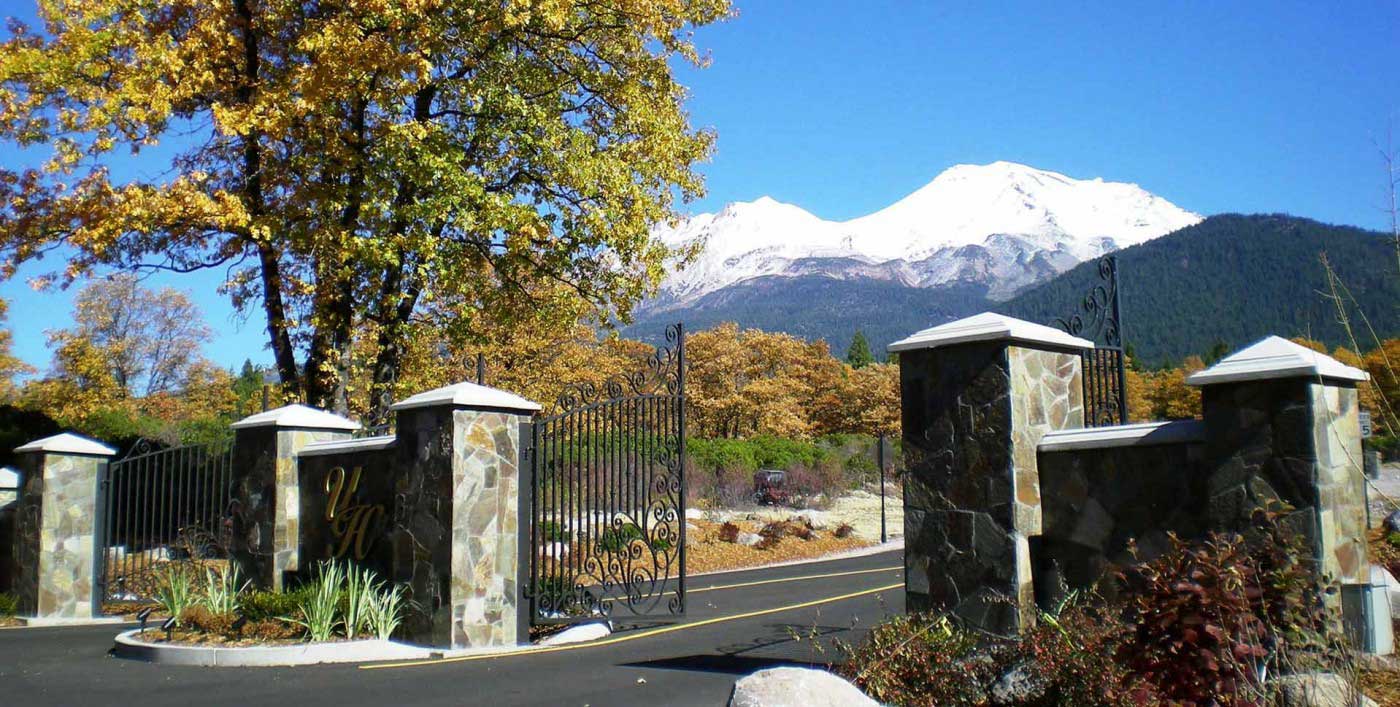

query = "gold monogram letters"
[{"left": 323, "top": 466, "right": 385, "bottom": 560}]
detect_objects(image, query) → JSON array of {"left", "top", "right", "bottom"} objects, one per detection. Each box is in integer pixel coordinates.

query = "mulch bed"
[{"left": 685, "top": 518, "right": 872, "bottom": 574}]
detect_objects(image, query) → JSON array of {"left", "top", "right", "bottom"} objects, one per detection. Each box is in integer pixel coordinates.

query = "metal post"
[
  {"left": 476, "top": 353, "right": 485, "bottom": 385},
  {"left": 1108, "top": 256, "right": 1129, "bottom": 424},
  {"left": 877, "top": 433, "right": 887, "bottom": 544},
  {"left": 675, "top": 321, "right": 687, "bottom": 613}
]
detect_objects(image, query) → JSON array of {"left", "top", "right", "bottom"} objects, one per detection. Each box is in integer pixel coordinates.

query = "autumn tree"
[
  {"left": 0, "top": 298, "right": 33, "bottom": 401},
  {"left": 0, "top": 0, "right": 728, "bottom": 419},
  {"left": 52, "top": 275, "right": 212, "bottom": 397}
]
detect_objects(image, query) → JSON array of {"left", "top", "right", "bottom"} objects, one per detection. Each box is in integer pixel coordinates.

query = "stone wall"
[
  {"left": 229, "top": 426, "right": 351, "bottom": 590},
  {"left": 294, "top": 405, "right": 524, "bottom": 649},
  {"left": 1036, "top": 438, "right": 1207, "bottom": 604}
]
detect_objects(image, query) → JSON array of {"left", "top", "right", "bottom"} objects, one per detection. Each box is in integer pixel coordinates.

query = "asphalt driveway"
[{"left": 0, "top": 550, "right": 904, "bottom": 707}]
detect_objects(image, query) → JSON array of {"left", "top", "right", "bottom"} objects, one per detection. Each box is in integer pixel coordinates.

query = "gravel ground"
[
  {"left": 1368, "top": 462, "right": 1400, "bottom": 528},
  {"left": 698, "top": 484, "right": 904, "bottom": 542}
]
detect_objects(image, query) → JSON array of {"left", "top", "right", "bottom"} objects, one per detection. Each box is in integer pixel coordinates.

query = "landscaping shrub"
[
  {"left": 597, "top": 523, "right": 644, "bottom": 552},
  {"left": 755, "top": 521, "right": 786, "bottom": 550},
  {"left": 200, "top": 564, "right": 248, "bottom": 615},
  {"left": 241, "top": 585, "right": 313, "bottom": 622},
  {"left": 838, "top": 613, "right": 993, "bottom": 705},
  {"left": 153, "top": 564, "right": 197, "bottom": 626},
  {"left": 0, "top": 592, "right": 17, "bottom": 617},
  {"left": 717, "top": 521, "right": 740, "bottom": 543},
  {"left": 833, "top": 522, "right": 855, "bottom": 538},
  {"left": 180, "top": 605, "right": 238, "bottom": 636},
  {"left": 839, "top": 508, "right": 1342, "bottom": 706},
  {"left": 293, "top": 561, "right": 345, "bottom": 642},
  {"left": 1115, "top": 508, "right": 1333, "bottom": 703},
  {"left": 540, "top": 520, "right": 572, "bottom": 542}
]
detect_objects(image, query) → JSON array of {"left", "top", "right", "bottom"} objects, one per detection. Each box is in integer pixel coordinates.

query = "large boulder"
[
  {"left": 729, "top": 667, "right": 878, "bottom": 707},
  {"left": 1268, "top": 673, "right": 1377, "bottom": 707},
  {"left": 1384, "top": 509, "right": 1400, "bottom": 534}
]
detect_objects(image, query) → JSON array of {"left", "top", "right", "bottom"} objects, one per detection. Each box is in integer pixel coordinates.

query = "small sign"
[{"left": 1360, "top": 411, "right": 1373, "bottom": 439}]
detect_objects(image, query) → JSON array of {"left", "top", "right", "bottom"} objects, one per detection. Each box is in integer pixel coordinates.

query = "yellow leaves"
[{"left": 686, "top": 323, "right": 897, "bottom": 439}]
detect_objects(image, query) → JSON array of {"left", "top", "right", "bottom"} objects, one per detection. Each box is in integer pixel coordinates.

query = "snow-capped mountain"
[{"left": 648, "top": 161, "right": 1201, "bottom": 307}]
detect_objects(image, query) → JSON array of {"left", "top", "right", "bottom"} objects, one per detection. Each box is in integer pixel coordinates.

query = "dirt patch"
[{"left": 131, "top": 628, "right": 315, "bottom": 648}]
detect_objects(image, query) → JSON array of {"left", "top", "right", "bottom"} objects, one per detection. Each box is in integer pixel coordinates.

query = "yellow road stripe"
[
  {"left": 689, "top": 566, "right": 901, "bottom": 595},
  {"left": 360, "top": 581, "right": 904, "bottom": 670}
]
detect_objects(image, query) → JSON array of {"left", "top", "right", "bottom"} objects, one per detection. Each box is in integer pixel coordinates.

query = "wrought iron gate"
[
  {"left": 526, "top": 323, "right": 686, "bottom": 625},
  {"left": 99, "top": 439, "right": 234, "bottom": 602},
  {"left": 1052, "top": 255, "right": 1129, "bottom": 427}
]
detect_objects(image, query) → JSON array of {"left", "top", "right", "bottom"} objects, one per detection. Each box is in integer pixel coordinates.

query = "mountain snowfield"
[{"left": 647, "top": 161, "right": 1202, "bottom": 307}]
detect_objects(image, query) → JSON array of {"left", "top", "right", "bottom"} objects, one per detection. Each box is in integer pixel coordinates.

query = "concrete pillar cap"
[
  {"left": 1186, "top": 336, "right": 1369, "bottom": 386},
  {"left": 14, "top": 432, "right": 117, "bottom": 456},
  {"left": 887, "top": 312, "right": 1094, "bottom": 353},
  {"left": 390, "top": 381, "right": 541, "bottom": 414},
  {"left": 230, "top": 403, "right": 362, "bottom": 431}
]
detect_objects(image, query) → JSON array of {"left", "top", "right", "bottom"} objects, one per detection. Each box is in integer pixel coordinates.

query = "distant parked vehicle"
[{"left": 753, "top": 469, "right": 788, "bottom": 505}]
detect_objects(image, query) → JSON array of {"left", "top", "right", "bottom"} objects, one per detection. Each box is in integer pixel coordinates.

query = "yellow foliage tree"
[{"left": 0, "top": 0, "right": 730, "bottom": 417}]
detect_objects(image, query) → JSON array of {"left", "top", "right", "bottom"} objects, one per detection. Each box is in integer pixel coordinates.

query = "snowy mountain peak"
[{"left": 650, "top": 162, "right": 1201, "bottom": 308}]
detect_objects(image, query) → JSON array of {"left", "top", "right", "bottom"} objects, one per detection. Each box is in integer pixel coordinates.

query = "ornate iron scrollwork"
[
  {"left": 529, "top": 323, "right": 686, "bottom": 625},
  {"left": 1051, "top": 256, "right": 1129, "bottom": 427},
  {"left": 1052, "top": 255, "right": 1122, "bottom": 347},
  {"left": 551, "top": 323, "right": 684, "bottom": 413}
]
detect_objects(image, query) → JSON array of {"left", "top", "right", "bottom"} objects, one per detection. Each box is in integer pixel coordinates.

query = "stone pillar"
[
  {"left": 891, "top": 313, "right": 1090, "bottom": 635},
  {"left": 9, "top": 433, "right": 115, "bottom": 619},
  {"left": 1189, "top": 337, "right": 1370, "bottom": 600},
  {"left": 228, "top": 404, "right": 359, "bottom": 590},
  {"left": 388, "top": 382, "right": 539, "bottom": 649}
]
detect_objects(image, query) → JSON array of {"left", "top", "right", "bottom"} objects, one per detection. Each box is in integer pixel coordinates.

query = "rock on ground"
[
  {"left": 990, "top": 662, "right": 1047, "bottom": 705},
  {"left": 737, "top": 532, "right": 762, "bottom": 547},
  {"left": 1268, "top": 673, "right": 1378, "bottom": 707},
  {"left": 729, "top": 667, "right": 878, "bottom": 707}
]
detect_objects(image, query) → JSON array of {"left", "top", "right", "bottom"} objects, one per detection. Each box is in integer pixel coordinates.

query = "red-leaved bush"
[{"left": 1114, "top": 509, "right": 1332, "bottom": 705}]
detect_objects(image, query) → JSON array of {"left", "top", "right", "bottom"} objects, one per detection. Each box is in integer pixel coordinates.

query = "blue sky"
[{"left": 2, "top": 0, "right": 1398, "bottom": 372}]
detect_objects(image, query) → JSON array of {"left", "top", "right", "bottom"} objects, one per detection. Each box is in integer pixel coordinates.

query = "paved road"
[{"left": 0, "top": 550, "right": 903, "bottom": 707}]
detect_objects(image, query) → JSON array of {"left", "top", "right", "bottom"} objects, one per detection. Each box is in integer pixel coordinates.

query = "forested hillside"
[{"left": 1002, "top": 214, "right": 1400, "bottom": 364}]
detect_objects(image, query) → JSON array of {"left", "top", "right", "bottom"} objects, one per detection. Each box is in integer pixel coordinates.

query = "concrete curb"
[
  {"left": 112, "top": 629, "right": 436, "bottom": 667},
  {"left": 3, "top": 616, "right": 131, "bottom": 629}
]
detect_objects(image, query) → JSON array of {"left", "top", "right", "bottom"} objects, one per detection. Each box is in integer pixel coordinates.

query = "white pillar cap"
[
  {"left": 1186, "top": 336, "right": 1369, "bottom": 386},
  {"left": 230, "top": 403, "right": 362, "bottom": 431},
  {"left": 887, "top": 312, "right": 1094, "bottom": 353},
  {"left": 391, "top": 381, "right": 541, "bottom": 414},
  {"left": 14, "top": 432, "right": 117, "bottom": 456}
]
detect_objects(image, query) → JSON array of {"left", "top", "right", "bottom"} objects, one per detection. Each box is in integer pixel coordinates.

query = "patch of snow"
[{"left": 540, "top": 622, "right": 610, "bottom": 646}]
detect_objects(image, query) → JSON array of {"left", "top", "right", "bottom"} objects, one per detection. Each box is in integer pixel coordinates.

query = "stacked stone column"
[
  {"left": 1189, "top": 337, "right": 1370, "bottom": 608},
  {"left": 228, "top": 405, "right": 359, "bottom": 590},
  {"left": 9, "top": 433, "right": 115, "bottom": 620},
  {"left": 386, "top": 382, "right": 538, "bottom": 649},
  {"left": 892, "top": 313, "right": 1090, "bottom": 635}
]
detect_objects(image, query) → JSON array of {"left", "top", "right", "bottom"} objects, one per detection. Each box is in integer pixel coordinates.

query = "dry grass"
[
  {"left": 1360, "top": 657, "right": 1400, "bottom": 706},
  {"left": 685, "top": 518, "right": 873, "bottom": 574}
]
